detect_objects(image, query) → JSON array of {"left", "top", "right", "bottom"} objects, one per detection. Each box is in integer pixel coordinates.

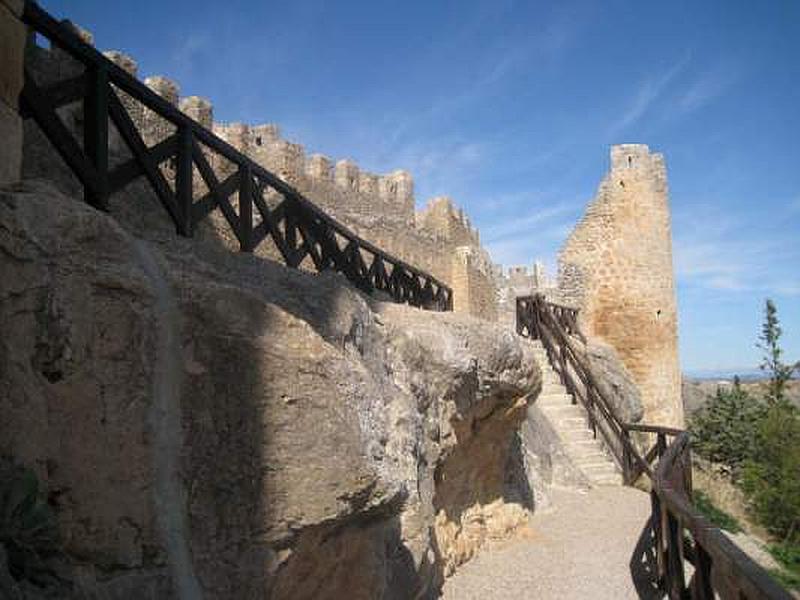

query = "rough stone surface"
[
  {"left": 494, "top": 262, "right": 559, "bottom": 329},
  {"left": 580, "top": 337, "right": 644, "bottom": 424},
  {"left": 558, "top": 145, "right": 682, "bottom": 427},
  {"left": 0, "top": 100, "right": 22, "bottom": 185},
  {"left": 0, "top": 180, "right": 541, "bottom": 599},
  {"left": 0, "top": 0, "right": 24, "bottom": 108},
  {"left": 520, "top": 404, "right": 591, "bottom": 503},
  {"left": 0, "top": 0, "right": 24, "bottom": 185}
]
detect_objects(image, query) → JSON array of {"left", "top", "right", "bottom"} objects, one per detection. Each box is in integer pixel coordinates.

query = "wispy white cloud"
[
  {"left": 169, "top": 33, "right": 211, "bottom": 76},
  {"left": 483, "top": 202, "right": 577, "bottom": 242},
  {"left": 674, "top": 204, "right": 800, "bottom": 296},
  {"left": 486, "top": 218, "right": 574, "bottom": 269},
  {"left": 607, "top": 54, "right": 691, "bottom": 136},
  {"left": 376, "top": 138, "right": 487, "bottom": 187},
  {"left": 677, "top": 66, "right": 739, "bottom": 113}
]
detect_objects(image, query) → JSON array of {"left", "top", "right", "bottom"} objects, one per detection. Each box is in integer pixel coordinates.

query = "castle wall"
[
  {"left": 204, "top": 121, "right": 497, "bottom": 314},
  {"left": 20, "top": 21, "right": 499, "bottom": 317},
  {"left": 494, "top": 262, "right": 559, "bottom": 329},
  {"left": 558, "top": 144, "right": 682, "bottom": 426},
  {"left": 451, "top": 247, "right": 498, "bottom": 320}
]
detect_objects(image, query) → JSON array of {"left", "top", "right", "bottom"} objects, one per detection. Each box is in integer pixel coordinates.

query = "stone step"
[
  {"left": 556, "top": 415, "right": 589, "bottom": 429},
  {"left": 560, "top": 429, "right": 594, "bottom": 442},
  {"left": 573, "top": 456, "right": 614, "bottom": 470},
  {"left": 537, "top": 393, "right": 574, "bottom": 405},
  {"left": 540, "top": 384, "right": 565, "bottom": 396},
  {"left": 540, "top": 381, "right": 563, "bottom": 391},
  {"left": 540, "top": 405, "right": 586, "bottom": 420},
  {"left": 583, "top": 461, "right": 618, "bottom": 474},
  {"left": 565, "top": 439, "right": 605, "bottom": 454},
  {"left": 588, "top": 473, "right": 623, "bottom": 486},
  {"left": 574, "top": 453, "right": 615, "bottom": 466}
]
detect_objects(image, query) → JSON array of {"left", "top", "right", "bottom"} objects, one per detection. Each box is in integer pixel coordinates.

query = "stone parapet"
[{"left": 15, "top": 13, "right": 499, "bottom": 320}]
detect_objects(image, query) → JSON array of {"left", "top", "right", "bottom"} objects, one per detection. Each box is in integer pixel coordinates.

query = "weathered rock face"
[
  {"left": 0, "top": 180, "right": 540, "bottom": 599},
  {"left": 580, "top": 338, "right": 644, "bottom": 425}
]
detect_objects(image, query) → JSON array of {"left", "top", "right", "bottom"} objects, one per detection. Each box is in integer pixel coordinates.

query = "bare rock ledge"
[{"left": 0, "top": 180, "right": 540, "bottom": 599}]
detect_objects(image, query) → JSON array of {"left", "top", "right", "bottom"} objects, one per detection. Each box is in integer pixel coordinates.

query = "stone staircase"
[{"left": 529, "top": 340, "right": 622, "bottom": 486}]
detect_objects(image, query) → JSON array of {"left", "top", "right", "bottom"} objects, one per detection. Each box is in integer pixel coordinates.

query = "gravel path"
[{"left": 440, "top": 486, "right": 659, "bottom": 599}]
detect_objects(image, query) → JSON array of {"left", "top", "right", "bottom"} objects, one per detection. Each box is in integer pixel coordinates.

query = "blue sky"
[{"left": 41, "top": 0, "right": 799, "bottom": 374}]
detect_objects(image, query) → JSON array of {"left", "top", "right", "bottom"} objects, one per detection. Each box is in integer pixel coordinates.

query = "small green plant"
[
  {"left": 693, "top": 490, "right": 743, "bottom": 533},
  {"left": 767, "top": 542, "right": 800, "bottom": 591},
  {"left": 0, "top": 461, "right": 61, "bottom": 585}
]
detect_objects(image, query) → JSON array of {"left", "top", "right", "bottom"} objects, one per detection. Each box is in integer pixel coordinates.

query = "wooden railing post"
[
  {"left": 693, "top": 543, "right": 714, "bottom": 600},
  {"left": 175, "top": 124, "right": 193, "bottom": 236},
  {"left": 622, "top": 429, "right": 632, "bottom": 484},
  {"left": 651, "top": 490, "right": 666, "bottom": 587},
  {"left": 238, "top": 163, "right": 253, "bottom": 252},
  {"left": 666, "top": 511, "right": 686, "bottom": 598},
  {"left": 657, "top": 432, "right": 667, "bottom": 459},
  {"left": 83, "top": 63, "right": 108, "bottom": 210}
]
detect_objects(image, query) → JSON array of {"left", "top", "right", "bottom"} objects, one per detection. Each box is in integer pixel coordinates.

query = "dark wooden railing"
[
  {"left": 517, "top": 293, "right": 792, "bottom": 600},
  {"left": 18, "top": 1, "right": 452, "bottom": 312}
]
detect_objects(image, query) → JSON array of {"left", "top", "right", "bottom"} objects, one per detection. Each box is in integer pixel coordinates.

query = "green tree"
[
  {"left": 690, "top": 378, "right": 764, "bottom": 478},
  {"left": 758, "top": 299, "right": 796, "bottom": 405},
  {"left": 742, "top": 402, "right": 800, "bottom": 544},
  {"left": 741, "top": 299, "right": 800, "bottom": 545}
]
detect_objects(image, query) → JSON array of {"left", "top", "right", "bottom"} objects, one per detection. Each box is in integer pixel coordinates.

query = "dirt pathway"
[{"left": 441, "top": 486, "right": 658, "bottom": 599}]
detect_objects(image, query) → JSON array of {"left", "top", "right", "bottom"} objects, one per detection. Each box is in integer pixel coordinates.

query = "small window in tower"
[
  {"left": 627, "top": 156, "right": 633, "bottom": 167},
  {"left": 656, "top": 309, "right": 662, "bottom": 319},
  {"left": 255, "top": 136, "right": 263, "bottom": 146}
]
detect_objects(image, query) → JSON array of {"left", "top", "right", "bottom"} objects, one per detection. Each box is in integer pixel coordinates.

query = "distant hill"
[
  {"left": 682, "top": 377, "right": 800, "bottom": 416},
  {"left": 683, "top": 368, "right": 765, "bottom": 381}
]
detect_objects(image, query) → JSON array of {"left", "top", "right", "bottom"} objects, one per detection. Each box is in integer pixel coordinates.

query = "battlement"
[
  {"left": 144, "top": 75, "right": 179, "bottom": 105},
  {"left": 25, "top": 21, "right": 497, "bottom": 320},
  {"left": 416, "top": 196, "right": 480, "bottom": 245},
  {"left": 609, "top": 143, "right": 667, "bottom": 182},
  {"left": 179, "top": 96, "right": 213, "bottom": 129}
]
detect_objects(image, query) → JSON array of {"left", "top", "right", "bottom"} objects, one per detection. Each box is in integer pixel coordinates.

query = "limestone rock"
[
  {"left": 0, "top": 180, "right": 540, "bottom": 598},
  {"left": 580, "top": 337, "right": 644, "bottom": 424}
]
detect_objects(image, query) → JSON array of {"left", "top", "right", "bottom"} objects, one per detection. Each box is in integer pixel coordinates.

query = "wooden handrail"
[
  {"left": 19, "top": 1, "right": 453, "bottom": 311},
  {"left": 517, "top": 293, "right": 793, "bottom": 599}
]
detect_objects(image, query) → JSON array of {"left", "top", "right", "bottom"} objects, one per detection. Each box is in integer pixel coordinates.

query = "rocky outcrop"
[
  {"left": 581, "top": 338, "right": 644, "bottom": 424},
  {"left": 0, "top": 180, "right": 540, "bottom": 598}
]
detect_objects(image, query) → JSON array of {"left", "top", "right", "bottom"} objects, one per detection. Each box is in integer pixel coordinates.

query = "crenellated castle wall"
[
  {"left": 71, "top": 43, "right": 497, "bottom": 317},
  {"left": 494, "top": 262, "right": 559, "bottom": 328},
  {"left": 557, "top": 144, "right": 682, "bottom": 426},
  {"left": 19, "top": 22, "right": 681, "bottom": 427}
]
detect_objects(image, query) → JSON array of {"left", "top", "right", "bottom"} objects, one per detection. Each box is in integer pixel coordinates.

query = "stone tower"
[{"left": 558, "top": 144, "right": 682, "bottom": 426}]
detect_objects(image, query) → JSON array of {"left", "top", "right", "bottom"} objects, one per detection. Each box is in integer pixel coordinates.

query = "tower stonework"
[{"left": 558, "top": 144, "right": 682, "bottom": 426}]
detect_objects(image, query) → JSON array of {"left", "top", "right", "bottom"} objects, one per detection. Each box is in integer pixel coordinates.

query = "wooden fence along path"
[
  {"left": 19, "top": 1, "right": 452, "bottom": 312},
  {"left": 517, "top": 293, "right": 793, "bottom": 600}
]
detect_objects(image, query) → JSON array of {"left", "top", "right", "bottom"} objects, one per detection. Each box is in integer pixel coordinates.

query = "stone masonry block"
[
  {"left": 180, "top": 96, "right": 213, "bottom": 129},
  {"left": 306, "top": 154, "right": 332, "bottom": 180},
  {"left": 144, "top": 76, "right": 179, "bottom": 105}
]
